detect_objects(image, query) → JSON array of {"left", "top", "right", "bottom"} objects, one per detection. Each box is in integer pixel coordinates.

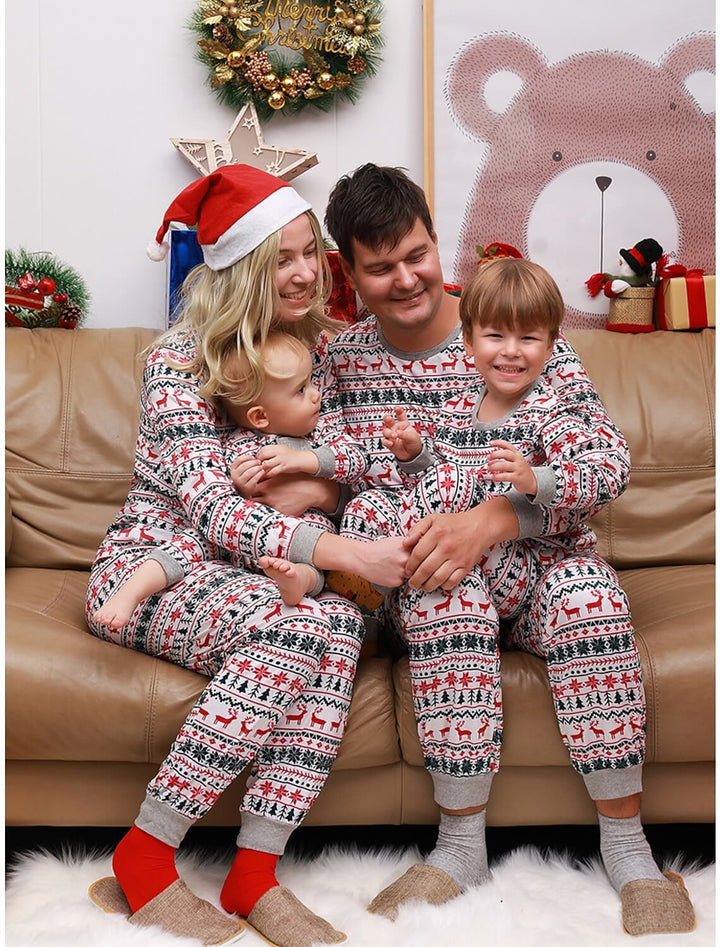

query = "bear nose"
[{"left": 596, "top": 176, "right": 612, "bottom": 192}]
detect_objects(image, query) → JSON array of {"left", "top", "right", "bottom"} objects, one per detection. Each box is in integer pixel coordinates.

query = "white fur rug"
[{"left": 5, "top": 845, "right": 714, "bottom": 947}]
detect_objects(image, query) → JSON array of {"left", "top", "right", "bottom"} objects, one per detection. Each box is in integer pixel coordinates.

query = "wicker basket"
[{"left": 607, "top": 286, "right": 656, "bottom": 329}]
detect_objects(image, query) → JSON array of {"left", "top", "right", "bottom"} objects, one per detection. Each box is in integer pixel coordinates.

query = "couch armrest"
[{"left": 6, "top": 484, "right": 12, "bottom": 559}]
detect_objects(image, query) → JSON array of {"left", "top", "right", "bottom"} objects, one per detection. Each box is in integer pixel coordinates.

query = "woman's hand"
[
  {"left": 487, "top": 439, "right": 538, "bottom": 496},
  {"left": 230, "top": 456, "right": 266, "bottom": 498},
  {"left": 381, "top": 407, "right": 423, "bottom": 462}
]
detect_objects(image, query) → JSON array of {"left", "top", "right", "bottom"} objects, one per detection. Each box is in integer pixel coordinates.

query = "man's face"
[{"left": 342, "top": 219, "right": 447, "bottom": 349}]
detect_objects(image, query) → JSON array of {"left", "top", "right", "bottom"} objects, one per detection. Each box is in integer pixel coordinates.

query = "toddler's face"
[
  {"left": 465, "top": 322, "right": 553, "bottom": 405},
  {"left": 260, "top": 347, "right": 321, "bottom": 438}
]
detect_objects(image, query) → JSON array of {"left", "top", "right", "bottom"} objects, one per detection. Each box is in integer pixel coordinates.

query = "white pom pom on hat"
[{"left": 148, "top": 165, "right": 311, "bottom": 271}]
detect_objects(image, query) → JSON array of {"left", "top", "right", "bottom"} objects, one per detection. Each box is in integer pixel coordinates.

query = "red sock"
[
  {"left": 112, "top": 825, "right": 179, "bottom": 913},
  {"left": 220, "top": 848, "right": 280, "bottom": 917}
]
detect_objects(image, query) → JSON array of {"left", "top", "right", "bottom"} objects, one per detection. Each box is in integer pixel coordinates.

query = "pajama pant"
[
  {"left": 341, "top": 465, "right": 645, "bottom": 779},
  {"left": 86, "top": 553, "right": 364, "bottom": 829}
]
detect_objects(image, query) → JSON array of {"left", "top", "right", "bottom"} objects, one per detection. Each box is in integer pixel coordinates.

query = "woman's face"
[{"left": 276, "top": 214, "right": 319, "bottom": 324}]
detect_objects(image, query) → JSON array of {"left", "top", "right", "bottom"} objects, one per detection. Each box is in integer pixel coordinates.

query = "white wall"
[{"left": 5, "top": 0, "right": 425, "bottom": 328}]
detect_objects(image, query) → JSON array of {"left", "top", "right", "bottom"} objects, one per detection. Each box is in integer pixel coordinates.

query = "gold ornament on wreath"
[{"left": 191, "top": 0, "right": 383, "bottom": 120}]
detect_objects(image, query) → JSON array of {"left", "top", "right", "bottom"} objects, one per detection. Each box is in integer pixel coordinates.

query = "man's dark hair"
[{"left": 324, "top": 164, "right": 434, "bottom": 267}]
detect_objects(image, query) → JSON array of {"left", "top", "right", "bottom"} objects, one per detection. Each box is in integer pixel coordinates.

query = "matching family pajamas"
[
  {"left": 316, "top": 318, "right": 644, "bottom": 795},
  {"left": 85, "top": 332, "right": 366, "bottom": 839}
]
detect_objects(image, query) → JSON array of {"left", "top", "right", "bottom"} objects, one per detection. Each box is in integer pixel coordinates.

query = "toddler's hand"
[
  {"left": 381, "top": 407, "right": 423, "bottom": 462},
  {"left": 256, "top": 444, "right": 319, "bottom": 477},
  {"left": 487, "top": 439, "right": 538, "bottom": 496}
]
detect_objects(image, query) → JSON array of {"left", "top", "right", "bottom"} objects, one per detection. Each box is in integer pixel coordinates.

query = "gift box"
[
  {"left": 655, "top": 271, "right": 715, "bottom": 331},
  {"left": 166, "top": 228, "right": 204, "bottom": 327},
  {"left": 326, "top": 250, "right": 358, "bottom": 324}
]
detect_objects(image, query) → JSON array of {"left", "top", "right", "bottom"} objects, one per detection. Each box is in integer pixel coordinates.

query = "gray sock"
[
  {"left": 597, "top": 812, "right": 664, "bottom": 891},
  {"left": 426, "top": 809, "right": 490, "bottom": 889}
]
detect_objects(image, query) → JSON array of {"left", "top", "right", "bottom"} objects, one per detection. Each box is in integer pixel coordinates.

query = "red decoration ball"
[
  {"left": 37, "top": 277, "right": 57, "bottom": 296},
  {"left": 53, "top": 292, "right": 68, "bottom": 304}
]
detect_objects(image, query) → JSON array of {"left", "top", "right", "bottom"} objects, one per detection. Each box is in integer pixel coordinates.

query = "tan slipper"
[
  {"left": 367, "top": 863, "right": 462, "bottom": 921},
  {"left": 88, "top": 876, "right": 245, "bottom": 945},
  {"left": 245, "top": 885, "right": 346, "bottom": 947},
  {"left": 621, "top": 870, "right": 696, "bottom": 936}
]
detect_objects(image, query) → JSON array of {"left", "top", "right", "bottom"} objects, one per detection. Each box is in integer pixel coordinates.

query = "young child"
[
  {"left": 343, "top": 257, "right": 618, "bottom": 572},
  {"left": 93, "top": 330, "right": 383, "bottom": 626}
]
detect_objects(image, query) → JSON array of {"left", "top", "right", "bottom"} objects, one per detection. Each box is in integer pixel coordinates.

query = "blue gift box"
[{"left": 166, "top": 229, "right": 204, "bottom": 326}]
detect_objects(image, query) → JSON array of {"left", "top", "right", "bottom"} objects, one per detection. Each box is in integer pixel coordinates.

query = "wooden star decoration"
[{"left": 171, "top": 103, "right": 319, "bottom": 182}]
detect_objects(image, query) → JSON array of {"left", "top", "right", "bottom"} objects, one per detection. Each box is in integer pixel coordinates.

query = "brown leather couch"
[{"left": 5, "top": 326, "right": 715, "bottom": 829}]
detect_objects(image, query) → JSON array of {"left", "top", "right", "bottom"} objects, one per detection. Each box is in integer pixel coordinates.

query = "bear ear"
[
  {"left": 662, "top": 33, "right": 715, "bottom": 114},
  {"left": 445, "top": 33, "right": 547, "bottom": 143}
]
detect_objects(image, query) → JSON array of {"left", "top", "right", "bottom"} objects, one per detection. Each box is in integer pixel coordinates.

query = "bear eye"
[
  {"left": 552, "top": 151, "right": 563, "bottom": 162},
  {"left": 646, "top": 150, "right": 657, "bottom": 161}
]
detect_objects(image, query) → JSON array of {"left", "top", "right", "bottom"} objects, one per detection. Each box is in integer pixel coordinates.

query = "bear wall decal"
[{"left": 444, "top": 32, "right": 715, "bottom": 328}]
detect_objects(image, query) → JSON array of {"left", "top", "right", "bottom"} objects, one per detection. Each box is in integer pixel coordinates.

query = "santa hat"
[
  {"left": 147, "top": 164, "right": 311, "bottom": 271},
  {"left": 619, "top": 238, "right": 663, "bottom": 276}
]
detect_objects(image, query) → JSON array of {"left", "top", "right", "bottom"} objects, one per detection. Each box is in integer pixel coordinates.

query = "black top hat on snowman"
[{"left": 619, "top": 238, "right": 664, "bottom": 277}]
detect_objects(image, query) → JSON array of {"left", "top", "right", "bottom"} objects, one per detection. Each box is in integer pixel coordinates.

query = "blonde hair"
[
  {"left": 222, "top": 332, "right": 310, "bottom": 408},
  {"left": 155, "top": 210, "right": 339, "bottom": 399},
  {"left": 459, "top": 258, "right": 564, "bottom": 342}
]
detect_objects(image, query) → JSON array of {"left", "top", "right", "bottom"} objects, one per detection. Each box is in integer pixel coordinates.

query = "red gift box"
[
  {"left": 655, "top": 271, "right": 715, "bottom": 331},
  {"left": 326, "top": 250, "right": 358, "bottom": 324}
]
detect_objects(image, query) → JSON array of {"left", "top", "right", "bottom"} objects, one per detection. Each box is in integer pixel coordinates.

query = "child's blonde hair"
[
  {"left": 155, "top": 210, "right": 339, "bottom": 399},
  {"left": 459, "top": 258, "right": 564, "bottom": 342},
  {"left": 222, "top": 332, "right": 311, "bottom": 409}
]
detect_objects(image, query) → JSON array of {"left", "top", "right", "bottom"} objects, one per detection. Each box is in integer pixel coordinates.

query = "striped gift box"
[{"left": 655, "top": 272, "right": 715, "bottom": 330}]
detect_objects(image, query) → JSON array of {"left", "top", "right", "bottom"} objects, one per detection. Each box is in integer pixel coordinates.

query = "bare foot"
[
  {"left": 259, "top": 556, "right": 318, "bottom": 606},
  {"left": 93, "top": 589, "right": 141, "bottom": 629}
]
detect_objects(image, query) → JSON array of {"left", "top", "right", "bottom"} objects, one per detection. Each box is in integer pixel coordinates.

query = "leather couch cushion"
[
  {"left": 5, "top": 567, "right": 401, "bottom": 770},
  {"left": 5, "top": 327, "right": 158, "bottom": 570},
  {"left": 569, "top": 330, "right": 715, "bottom": 569},
  {"left": 395, "top": 564, "right": 714, "bottom": 769}
]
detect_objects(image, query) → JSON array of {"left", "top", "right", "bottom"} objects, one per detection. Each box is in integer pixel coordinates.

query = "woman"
[{"left": 85, "top": 165, "right": 407, "bottom": 947}]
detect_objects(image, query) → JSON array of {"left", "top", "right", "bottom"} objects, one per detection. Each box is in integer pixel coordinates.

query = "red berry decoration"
[
  {"left": 53, "top": 292, "right": 68, "bottom": 305},
  {"left": 37, "top": 277, "right": 57, "bottom": 296}
]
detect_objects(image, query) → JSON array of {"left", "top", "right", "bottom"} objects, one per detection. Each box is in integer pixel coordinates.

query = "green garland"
[
  {"left": 5, "top": 248, "right": 90, "bottom": 329},
  {"left": 191, "top": 0, "right": 383, "bottom": 121}
]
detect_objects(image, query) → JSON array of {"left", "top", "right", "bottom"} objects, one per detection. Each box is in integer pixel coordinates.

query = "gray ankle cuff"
[
  {"left": 431, "top": 772, "right": 494, "bottom": 809},
  {"left": 237, "top": 811, "right": 295, "bottom": 855},
  {"left": 136, "top": 792, "right": 194, "bottom": 848},
  {"left": 583, "top": 764, "right": 644, "bottom": 801}
]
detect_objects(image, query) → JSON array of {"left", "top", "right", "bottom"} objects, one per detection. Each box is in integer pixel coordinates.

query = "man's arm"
[{"left": 404, "top": 495, "right": 519, "bottom": 592}]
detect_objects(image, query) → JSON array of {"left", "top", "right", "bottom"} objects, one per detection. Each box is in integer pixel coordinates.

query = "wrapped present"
[
  {"left": 326, "top": 249, "right": 358, "bottom": 324},
  {"left": 655, "top": 271, "right": 715, "bottom": 331}
]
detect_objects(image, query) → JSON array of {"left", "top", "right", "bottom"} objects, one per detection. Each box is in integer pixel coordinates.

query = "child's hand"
[
  {"left": 256, "top": 444, "right": 319, "bottom": 477},
  {"left": 382, "top": 407, "right": 423, "bottom": 462},
  {"left": 230, "top": 456, "right": 266, "bottom": 497},
  {"left": 487, "top": 439, "right": 538, "bottom": 496}
]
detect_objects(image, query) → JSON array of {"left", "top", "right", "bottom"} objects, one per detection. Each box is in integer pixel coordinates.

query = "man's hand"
[
  {"left": 487, "top": 439, "right": 537, "bottom": 496},
  {"left": 256, "top": 444, "right": 319, "bottom": 477},
  {"left": 381, "top": 407, "right": 423, "bottom": 462},
  {"left": 403, "top": 496, "right": 519, "bottom": 591}
]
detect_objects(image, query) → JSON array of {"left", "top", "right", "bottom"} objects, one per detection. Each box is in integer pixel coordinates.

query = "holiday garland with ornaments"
[
  {"left": 191, "top": 0, "right": 383, "bottom": 120},
  {"left": 5, "top": 249, "right": 90, "bottom": 329}
]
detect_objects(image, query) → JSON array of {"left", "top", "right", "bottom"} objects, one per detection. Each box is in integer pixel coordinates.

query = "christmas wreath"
[
  {"left": 5, "top": 249, "right": 90, "bottom": 329},
  {"left": 191, "top": 0, "right": 383, "bottom": 121}
]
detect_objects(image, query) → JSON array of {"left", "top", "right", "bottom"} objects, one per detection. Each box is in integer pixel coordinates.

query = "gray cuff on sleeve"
[
  {"left": 287, "top": 522, "right": 326, "bottom": 565},
  {"left": 505, "top": 487, "right": 544, "bottom": 539},
  {"left": 314, "top": 446, "right": 336, "bottom": 479},
  {"left": 530, "top": 466, "right": 557, "bottom": 506},
  {"left": 398, "top": 445, "right": 435, "bottom": 476},
  {"left": 146, "top": 549, "right": 184, "bottom": 587}
]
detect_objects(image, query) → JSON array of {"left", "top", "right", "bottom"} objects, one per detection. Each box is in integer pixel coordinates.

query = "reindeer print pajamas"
[
  {"left": 317, "top": 316, "right": 645, "bottom": 780},
  {"left": 86, "top": 332, "right": 366, "bottom": 827}
]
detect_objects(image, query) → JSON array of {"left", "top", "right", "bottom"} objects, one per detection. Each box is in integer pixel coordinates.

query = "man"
[{"left": 317, "top": 164, "right": 693, "bottom": 936}]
